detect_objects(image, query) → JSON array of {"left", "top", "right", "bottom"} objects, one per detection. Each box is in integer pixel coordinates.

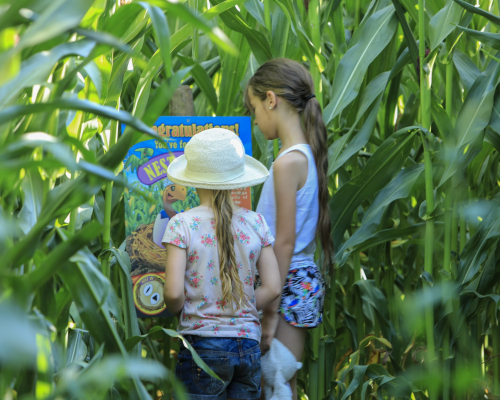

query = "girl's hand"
[
  {"left": 260, "top": 310, "right": 280, "bottom": 354},
  {"left": 255, "top": 246, "right": 281, "bottom": 310}
]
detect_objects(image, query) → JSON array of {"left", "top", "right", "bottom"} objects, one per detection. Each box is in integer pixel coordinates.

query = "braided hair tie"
[{"left": 305, "top": 94, "right": 316, "bottom": 101}]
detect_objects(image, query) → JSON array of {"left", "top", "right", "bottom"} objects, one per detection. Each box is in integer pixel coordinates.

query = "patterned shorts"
[{"left": 278, "top": 261, "right": 325, "bottom": 328}]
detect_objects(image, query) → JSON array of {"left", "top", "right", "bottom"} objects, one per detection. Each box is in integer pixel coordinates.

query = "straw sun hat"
[{"left": 167, "top": 128, "right": 269, "bottom": 190}]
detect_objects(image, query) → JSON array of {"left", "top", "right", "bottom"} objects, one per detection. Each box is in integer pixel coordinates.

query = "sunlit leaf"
[{"left": 323, "top": 5, "right": 398, "bottom": 125}]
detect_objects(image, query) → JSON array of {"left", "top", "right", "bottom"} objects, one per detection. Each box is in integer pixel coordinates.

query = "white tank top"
[{"left": 256, "top": 144, "right": 319, "bottom": 262}]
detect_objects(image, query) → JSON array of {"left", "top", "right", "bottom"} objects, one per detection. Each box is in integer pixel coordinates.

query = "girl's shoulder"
[
  {"left": 180, "top": 206, "right": 214, "bottom": 227},
  {"left": 235, "top": 207, "right": 259, "bottom": 219},
  {"left": 168, "top": 207, "right": 205, "bottom": 226},
  {"left": 180, "top": 206, "right": 212, "bottom": 217},
  {"left": 168, "top": 210, "right": 186, "bottom": 223},
  {"left": 235, "top": 208, "right": 267, "bottom": 226},
  {"left": 275, "top": 148, "right": 309, "bottom": 169}
]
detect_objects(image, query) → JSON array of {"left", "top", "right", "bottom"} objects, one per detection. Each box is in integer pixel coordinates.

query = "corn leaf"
[
  {"left": 330, "top": 126, "right": 419, "bottom": 249},
  {"left": 429, "top": 0, "right": 463, "bottom": 51},
  {"left": 323, "top": 5, "right": 398, "bottom": 125}
]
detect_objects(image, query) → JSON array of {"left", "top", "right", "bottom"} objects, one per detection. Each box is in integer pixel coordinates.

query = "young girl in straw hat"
[
  {"left": 162, "top": 127, "right": 281, "bottom": 400},
  {"left": 245, "top": 58, "right": 335, "bottom": 399}
]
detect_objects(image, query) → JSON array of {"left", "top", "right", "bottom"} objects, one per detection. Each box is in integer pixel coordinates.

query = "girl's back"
[
  {"left": 163, "top": 205, "right": 273, "bottom": 341},
  {"left": 257, "top": 143, "right": 318, "bottom": 259},
  {"left": 162, "top": 128, "right": 281, "bottom": 400}
]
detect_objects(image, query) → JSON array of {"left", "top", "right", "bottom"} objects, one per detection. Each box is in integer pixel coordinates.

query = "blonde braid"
[{"left": 212, "top": 190, "right": 246, "bottom": 311}]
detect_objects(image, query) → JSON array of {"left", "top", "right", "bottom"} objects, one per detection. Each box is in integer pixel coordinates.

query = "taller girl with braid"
[{"left": 245, "top": 58, "right": 334, "bottom": 399}]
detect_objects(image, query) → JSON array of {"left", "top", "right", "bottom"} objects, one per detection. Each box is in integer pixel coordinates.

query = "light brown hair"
[
  {"left": 212, "top": 190, "right": 246, "bottom": 310},
  {"left": 244, "top": 58, "right": 334, "bottom": 271}
]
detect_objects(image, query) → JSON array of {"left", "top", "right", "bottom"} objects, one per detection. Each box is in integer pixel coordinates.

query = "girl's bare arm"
[
  {"left": 255, "top": 245, "right": 281, "bottom": 310},
  {"left": 260, "top": 152, "right": 306, "bottom": 351},
  {"left": 164, "top": 243, "right": 187, "bottom": 314}
]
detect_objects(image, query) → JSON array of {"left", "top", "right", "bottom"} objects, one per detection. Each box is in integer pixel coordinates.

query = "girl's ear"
[{"left": 266, "top": 91, "right": 278, "bottom": 109}]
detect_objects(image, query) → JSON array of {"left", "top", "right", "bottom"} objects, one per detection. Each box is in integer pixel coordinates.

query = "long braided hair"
[{"left": 212, "top": 190, "right": 246, "bottom": 310}]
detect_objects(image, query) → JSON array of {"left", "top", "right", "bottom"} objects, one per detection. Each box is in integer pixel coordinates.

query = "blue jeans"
[{"left": 175, "top": 335, "right": 261, "bottom": 400}]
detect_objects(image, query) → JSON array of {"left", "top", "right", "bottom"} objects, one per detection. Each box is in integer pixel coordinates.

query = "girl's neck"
[
  {"left": 196, "top": 188, "right": 238, "bottom": 212},
  {"left": 276, "top": 108, "right": 308, "bottom": 154},
  {"left": 197, "top": 188, "right": 213, "bottom": 208}
]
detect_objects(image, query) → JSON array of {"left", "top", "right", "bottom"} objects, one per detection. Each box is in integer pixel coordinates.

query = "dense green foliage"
[{"left": 1, "top": 0, "right": 500, "bottom": 399}]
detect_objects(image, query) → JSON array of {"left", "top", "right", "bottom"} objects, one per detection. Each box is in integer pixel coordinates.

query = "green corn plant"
[
  {"left": 3, "top": 0, "right": 500, "bottom": 399},
  {"left": 0, "top": 1, "right": 235, "bottom": 398}
]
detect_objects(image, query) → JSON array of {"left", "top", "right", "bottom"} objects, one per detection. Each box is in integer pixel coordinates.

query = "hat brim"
[{"left": 167, "top": 154, "right": 270, "bottom": 190}]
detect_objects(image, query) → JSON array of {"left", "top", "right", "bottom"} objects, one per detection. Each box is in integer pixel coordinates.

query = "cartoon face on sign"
[
  {"left": 151, "top": 183, "right": 188, "bottom": 248},
  {"left": 133, "top": 274, "right": 167, "bottom": 315},
  {"left": 163, "top": 184, "right": 187, "bottom": 206}
]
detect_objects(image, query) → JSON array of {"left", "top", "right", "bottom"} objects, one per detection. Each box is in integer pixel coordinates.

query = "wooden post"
[
  {"left": 169, "top": 86, "right": 195, "bottom": 117},
  {"left": 165, "top": 86, "right": 194, "bottom": 389}
]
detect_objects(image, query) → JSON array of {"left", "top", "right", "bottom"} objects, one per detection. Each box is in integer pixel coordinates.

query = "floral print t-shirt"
[{"left": 162, "top": 205, "right": 274, "bottom": 343}]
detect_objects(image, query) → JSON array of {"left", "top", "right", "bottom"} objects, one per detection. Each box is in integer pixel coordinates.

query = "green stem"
[
  {"left": 278, "top": 18, "right": 289, "bottom": 58},
  {"left": 442, "top": 130, "right": 452, "bottom": 400},
  {"left": 442, "top": 326, "right": 450, "bottom": 400},
  {"left": 308, "top": 0, "right": 322, "bottom": 108},
  {"left": 446, "top": 61, "right": 453, "bottom": 121},
  {"left": 119, "top": 269, "right": 133, "bottom": 341},
  {"left": 442, "top": 193, "right": 453, "bottom": 398},
  {"left": 318, "top": 325, "right": 326, "bottom": 400},
  {"left": 329, "top": 262, "right": 337, "bottom": 335},
  {"left": 451, "top": 200, "right": 459, "bottom": 277},
  {"left": 481, "top": 332, "right": 486, "bottom": 378},
  {"left": 385, "top": 242, "right": 399, "bottom": 335},
  {"left": 355, "top": 0, "right": 360, "bottom": 27},
  {"left": 470, "top": 319, "right": 480, "bottom": 398},
  {"left": 493, "top": 321, "right": 500, "bottom": 395},
  {"left": 422, "top": 138, "right": 436, "bottom": 364},
  {"left": 309, "top": 0, "right": 321, "bottom": 49},
  {"left": 190, "top": 0, "right": 198, "bottom": 61},
  {"left": 273, "top": 139, "right": 279, "bottom": 159},
  {"left": 351, "top": 166, "right": 363, "bottom": 400},
  {"left": 373, "top": 246, "right": 381, "bottom": 287},
  {"left": 192, "top": 28, "right": 198, "bottom": 61},
  {"left": 309, "top": 328, "right": 320, "bottom": 400},
  {"left": 460, "top": 205, "right": 466, "bottom": 253},
  {"left": 68, "top": 207, "right": 78, "bottom": 234},
  {"left": 353, "top": 206, "right": 364, "bottom": 348},
  {"left": 443, "top": 59, "right": 453, "bottom": 277},
  {"left": 112, "top": 243, "right": 120, "bottom": 288},
  {"left": 353, "top": 258, "right": 364, "bottom": 344},
  {"left": 67, "top": 93, "right": 85, "bottom": 234},
  {"left": 468, "top": 187, "right": 476, "bottom": 237},
  {"left": 419, "top": 2, "right": 437, "bottom": 397},
  {"left": 101, "top": 180, "right": 113, "bottom": 278},
  {"left": 163, "top": 319, "right": 173, "bottom": 398},
  {"left": 264, "top": 0, "right": 272, "bottom": 37},
  {"left": 443, "top": 158, "right": 453, "bottom": 400},
  {"left": 347, "top": 261, "right": 354, "bottom": 313},
  {"left": 443, "top": 192, "right": 452, "bottom": 274},
  {"left": 101, "top": 106, "right": 120, "bottom": 278},
  {"left": 164, "top": 320, "right": 171, "bottom": 368},
  {"left": 452, "top": 294, "right": 465, "bottom": 400}
]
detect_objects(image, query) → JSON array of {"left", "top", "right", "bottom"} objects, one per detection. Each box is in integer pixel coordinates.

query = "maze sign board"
[{"left": 123, "top": 116, "right": 252, "bottom": 318}]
